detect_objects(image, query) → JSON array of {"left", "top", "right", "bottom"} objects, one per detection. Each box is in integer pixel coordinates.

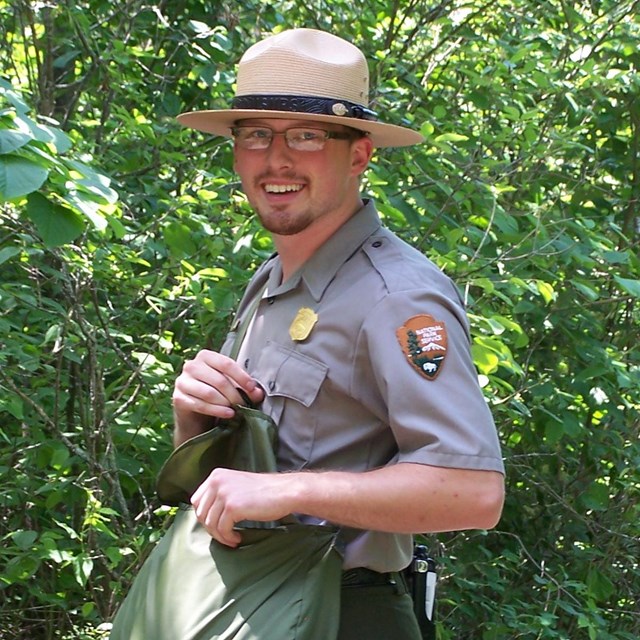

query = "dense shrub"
[{"left": 1, "top": 1, "right": 638, "bottom": 637}]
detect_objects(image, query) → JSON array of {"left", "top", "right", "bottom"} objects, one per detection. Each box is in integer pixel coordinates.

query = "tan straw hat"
[{"left": 177, "top": 28, "right": 424, "bottom": 148}]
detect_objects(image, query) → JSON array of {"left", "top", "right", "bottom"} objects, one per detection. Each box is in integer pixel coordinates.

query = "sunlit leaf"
[
  {"left": 25, "top": 192, "right": 85, "bottom": 247},
  {"left": 614, "top": 276, "right": 640, "bottom": 298},
  {"left": 0, "top": 129, "right": 32, "bottom": 153},
  {"left": 0, "top": 155, "right": 48, "bottom": 200}
]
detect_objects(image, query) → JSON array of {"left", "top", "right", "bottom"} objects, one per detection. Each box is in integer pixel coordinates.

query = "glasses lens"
[
  {"left": 286, "top": 129, "right": 327, "bottom": 151},
  {"left": 233, "top": 127, "right": 272, "bottom": 149}
]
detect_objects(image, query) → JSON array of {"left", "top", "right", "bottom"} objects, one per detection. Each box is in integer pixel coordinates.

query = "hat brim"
[{"left": 176, "top": 109, "right": 424, "bottom": 148}]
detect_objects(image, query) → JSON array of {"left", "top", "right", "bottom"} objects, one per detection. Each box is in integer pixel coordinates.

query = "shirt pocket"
[
  {"left": 254, "top": 341, "right": 327, "bottom": 409},
  {"left": 253, "top": 341, "right": 328, "bottom": 468}
]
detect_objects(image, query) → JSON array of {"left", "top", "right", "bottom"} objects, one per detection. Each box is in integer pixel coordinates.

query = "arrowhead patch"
[{"left": 396, "top": 315, "right": 448, "bottom": 380}]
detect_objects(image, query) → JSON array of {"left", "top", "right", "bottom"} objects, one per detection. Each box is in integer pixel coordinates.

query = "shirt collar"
[{"left": 269, "top": 199, "right": 381, "bottom": 301}]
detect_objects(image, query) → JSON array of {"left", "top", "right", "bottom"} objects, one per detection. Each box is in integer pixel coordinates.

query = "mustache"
[{"left": 255, "top": 171, "right": 304, "bottom": 183}]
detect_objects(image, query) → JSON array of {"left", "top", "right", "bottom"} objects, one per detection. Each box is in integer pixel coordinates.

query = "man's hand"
[
  {"left": 172, "top": 349, "right": 265, "bottom": 444},
  {"left": 190, "top": 469, "right": 296, "bottom": 547}
]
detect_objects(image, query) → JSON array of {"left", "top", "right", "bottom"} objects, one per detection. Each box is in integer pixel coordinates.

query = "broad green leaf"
[
  {"left": 573, "top": 281, "right": 600, "bottom": 301},
  {"left": 0, "top": 155, "right": 49, "bottom": 200},
  {"left": 11, "top": 113, "right": 58, "bottom": 145},
  {"left": 420, "top": 121, "right": 435, "bottom": 137},
  {"left": 531, "top": 279, "right": 556, "bottom": 304},
  {"left": 0, "top": 246, "right": 21, "bottom": 266},
  {"left": 72, "top": 554, "right": 94, "bottom": 587},
  {"left": 0, "top": 77, "right": 29, "bottom": 113},
  {"left": 25, "top": 192, "right": 85, "bottom": 247},
  {"left": 67, "top": 159, "right": 118, "bottom": 203},
  {"left": 471, "top": 343, "right": 500, "bottom": 374},
  {"left": 580, "top": 481, "right": 610, "bottom": 512},
  {"left": 62, "top": 190, "right": 108, "bottom": 230},
  {"left": 0, "top": 392, "right": 24, "bottom": 419},
  {"left": 614, "top": 276, "right": 640, "bottom": 298},
  {"left": 586, "top": 567, "right": 615, "bottom": 602},
  {"left": 164, "top": 222, "right": 198, "bottom": 257},
  {"left": 602, "top": 250, "right": 630, "bottom": 265},
  {"left": 0, "top": 129, "right": 32, "bottom": 154},
  {"left": 45, "top": 124, "right": 73, "bottom": 153},
  {"left": 544, "top": 420, "right": 564, "bottom": 446},
  {"left": 11, "top": 529, "right": 38, "bottom": 550}
]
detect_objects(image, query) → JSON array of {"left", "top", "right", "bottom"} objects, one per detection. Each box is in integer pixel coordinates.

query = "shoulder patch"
[{"left": 396, "top": 315, "right": 448, "bottom": 380}]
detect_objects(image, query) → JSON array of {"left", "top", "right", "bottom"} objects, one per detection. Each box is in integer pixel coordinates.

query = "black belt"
[{"left": 341, "top": 567, "right": 402, "bottom": 588}]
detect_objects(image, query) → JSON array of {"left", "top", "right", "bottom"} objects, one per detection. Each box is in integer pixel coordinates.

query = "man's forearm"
[
  {"left": 192, "top": 461, "right": 505, "bottom": 547},
  {"left": 287, "top": 463, "right": 505, "bottom": 533}
]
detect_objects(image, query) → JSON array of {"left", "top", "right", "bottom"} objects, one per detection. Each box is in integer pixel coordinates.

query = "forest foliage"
[{"left": 0, "top": 1, "right": 638, "bottom": 638}]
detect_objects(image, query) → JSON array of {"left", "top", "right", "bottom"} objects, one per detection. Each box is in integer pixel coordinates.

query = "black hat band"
[{"left": 231, "top": 94, "right": 378, "bottom": 121}]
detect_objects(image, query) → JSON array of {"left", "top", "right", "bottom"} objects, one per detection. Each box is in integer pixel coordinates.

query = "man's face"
[{"left": 232, "top": 118, "right": 373, "bottom": 237}]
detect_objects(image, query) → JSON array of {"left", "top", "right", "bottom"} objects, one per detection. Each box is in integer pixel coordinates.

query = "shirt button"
[
  {"left": 267, "top": 297, "right": 275, "bottom": 305},
  {"left": 244, "top": 359, "right": 250, "bottom": 369},
  {"left": 372, "top": 240, "right": 383, "bottom": 248},
  {"left": 268, "top": 380, "right": 276, "bottom": 391}
]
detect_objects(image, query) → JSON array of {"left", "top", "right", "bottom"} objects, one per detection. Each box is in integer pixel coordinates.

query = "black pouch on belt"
[{"left": 404, "top": 544, "right": 437, "bottom": 640}]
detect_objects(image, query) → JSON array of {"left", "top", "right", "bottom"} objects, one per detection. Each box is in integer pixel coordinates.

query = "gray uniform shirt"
[{"left": 223, "top": 200, "right": 504, "bottom": 572}]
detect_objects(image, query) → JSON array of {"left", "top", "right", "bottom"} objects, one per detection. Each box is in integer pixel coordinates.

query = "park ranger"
[{"left": 151, "top": 28, "right": 504, "bottom": 639}]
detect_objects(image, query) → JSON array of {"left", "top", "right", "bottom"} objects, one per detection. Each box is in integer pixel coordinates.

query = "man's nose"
[{"left": 265, "top": 133, "right": 294, "bottom": 168}]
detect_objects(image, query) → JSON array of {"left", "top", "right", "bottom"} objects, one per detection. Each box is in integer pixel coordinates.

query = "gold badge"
[
  {"left": 396, "top": 315, "right": 448, "bottom": 380},
  {"left": 289, "top": 307, "right": 318, "bottom": 341}
]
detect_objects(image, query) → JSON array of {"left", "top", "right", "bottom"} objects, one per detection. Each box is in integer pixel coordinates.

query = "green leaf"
[
  {"left": 434, "top": 132, "right": 469, "bottom": 143},
  {"left": 580, "top": 481, "right": 610, "bottom": 512},
  {"left": 420, "top": 121, "right": 435, "bottom": 137},
  {"left": 530, "top": 279, "right": 556, "bottom": 304},
  {"left": 0, "top": 393, "right": 24, "bottom": 419},
  {"left": 0, "top": 155, "right": 49, "bottom": 200},
  {"left": 72, "top": 554, "right": 94, "bottom": 587},
  {"left": 46, "top": 124, "right": 73, "bottom": 153},
  {"left": 0, "top": 77, "right": 30, "bottom": 113},
  {"left": 67, "top": 159, "right": 119, "bottom": 203},
  {"left": 0, "top": 246, "right": 21, "bottom": 266},
  {"left": 586, "top": 567, "right": 615, "bottom": 602},
  {"left": 11, "top": 113, "right": 57, "bottom": 145},
  {"left": 25, "top": 192, "right": 85, "bottom": 247},
  {"left": 164, "top": 222, "right": 198, "bottom": 257},
  {"left": 471, "top": 342, "right": 500, "bottom": 374},
  {"left": 614, "top": 276, "right": 640, "bottom": 298},
  {"left": 62, "top": 190, "right": 108, "bottom": 230},
  {"left": 11, "top": 529, "right": 38, "bottom": 550},
  {"left": 0, "top": 129, "right": 32, "bottom": 154}
]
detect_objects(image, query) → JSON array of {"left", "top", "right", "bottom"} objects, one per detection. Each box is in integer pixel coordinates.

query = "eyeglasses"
[{"left": 230, "top": 126, "right": 359, "bottom": 152}]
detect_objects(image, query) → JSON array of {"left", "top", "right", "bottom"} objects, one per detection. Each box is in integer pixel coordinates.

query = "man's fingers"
[
  {"left": 173, "top": 349, "right": 263, "bottom": 416},
  {"left": 196, "top": 351, "right": 261, "bottom": 401},
  {"left": 192, "top": 473, "right": 243, "bottom": 547}
]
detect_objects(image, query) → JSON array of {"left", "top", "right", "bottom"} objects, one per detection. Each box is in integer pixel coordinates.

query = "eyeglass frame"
[{"left": 229, "top": 124, "right": 366, "bottom": 151}]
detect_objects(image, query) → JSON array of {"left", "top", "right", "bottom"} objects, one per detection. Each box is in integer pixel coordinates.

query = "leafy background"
[{"left": 1, "top": 1, "right": 638, "bottom": 638}]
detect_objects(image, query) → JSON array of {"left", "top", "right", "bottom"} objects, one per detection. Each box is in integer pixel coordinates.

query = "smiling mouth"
[{"left": 264, "top": 184, "right": 304, "bottom": 194}]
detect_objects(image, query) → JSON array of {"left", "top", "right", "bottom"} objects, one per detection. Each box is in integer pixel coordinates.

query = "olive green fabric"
[
  {"left": 110, "top": 404, "right": 343, "bottom": 640},
  {"left": 156, "top": 404, "right": 279, "bottom": 507},
  {"left": 110, "top": 508, "right": 341, "bottom": 640}
]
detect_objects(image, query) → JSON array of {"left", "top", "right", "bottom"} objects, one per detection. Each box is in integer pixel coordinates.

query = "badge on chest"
[{"left": 289, "top": 307, "right": 318, "bottom": 341}]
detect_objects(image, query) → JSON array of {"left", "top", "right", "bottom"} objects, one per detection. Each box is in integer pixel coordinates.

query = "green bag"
[
  {"left": 155, "top": 404, "right": 280, "bottom": 510},
  {"left": 110, "top": 404, "right": 343, "bottom": 640}
]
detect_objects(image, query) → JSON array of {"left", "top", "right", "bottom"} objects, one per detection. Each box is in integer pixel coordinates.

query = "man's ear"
[{"left": 350, "top": 136, "right": 374, "bottom": 176}]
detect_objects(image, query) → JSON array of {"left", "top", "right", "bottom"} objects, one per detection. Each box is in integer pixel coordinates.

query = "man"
[{"left": 172, "top": 28, "right": 504, "bottom": 638}]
